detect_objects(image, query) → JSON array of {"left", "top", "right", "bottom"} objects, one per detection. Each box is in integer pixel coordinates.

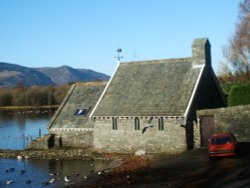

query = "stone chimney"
[{"left": 192, "top": 38, "right": 211, "bottom": 67}]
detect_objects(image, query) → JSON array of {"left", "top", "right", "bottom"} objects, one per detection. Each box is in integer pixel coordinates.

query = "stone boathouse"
[{"left": 48, "top": 38, "right": 226, "bottom": 153}]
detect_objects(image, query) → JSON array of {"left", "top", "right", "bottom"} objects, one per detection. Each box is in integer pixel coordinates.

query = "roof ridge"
[
  {"left": 75, "top": 81, "right": 107, "bottom": 86},
  {"left": 121, "top": 57, "right": 192, "bottom": 65}
]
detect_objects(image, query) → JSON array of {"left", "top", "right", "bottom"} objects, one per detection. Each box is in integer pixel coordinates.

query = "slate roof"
[
  {"left": 49, "top": 82, "right": 106, "bottom": 129},
  {"left": 92, "top": 58, "right": 202, "bottom": 117}
]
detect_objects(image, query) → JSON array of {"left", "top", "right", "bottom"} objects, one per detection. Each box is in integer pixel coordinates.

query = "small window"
[
  {"left": 135, "top": 117, "right": 140, "bottom": 130},
  {"left": 112, "top": 117, "right": 118, "bottom": 130},
  {"left": 74, "top": 108, "right": 90, "bottom": 115},
  {"left": 158, "top": 117, "right": 164, "bottom": 130}
]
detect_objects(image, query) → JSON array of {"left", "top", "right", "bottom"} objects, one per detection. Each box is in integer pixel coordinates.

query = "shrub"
[
  {"left": 228, "top": 82, "right": 250, "bottom": 106},
  {"left": 0, "top": 84, "right": 70, "bottom": 107},
  {"left": 0, "top": 89, "right": 12, "bottom": 106}
]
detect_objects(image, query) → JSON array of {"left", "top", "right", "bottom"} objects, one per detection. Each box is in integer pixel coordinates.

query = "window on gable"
[
  {"left": 74, "top": 107, "right": 90, "bottom": 116},
  {"left": 135, "top": 117, "right": 140, "bottom": 130},
  {"left": 112, "top": 117, "right": 118, "bottom": 130},
  {"left": 158, "top": 117, "right": 164, "bottom": 130}
]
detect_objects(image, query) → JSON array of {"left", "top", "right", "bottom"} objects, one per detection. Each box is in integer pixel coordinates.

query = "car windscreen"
[{"left": 211, "top": 137, "right": 233, "bottom": 144}]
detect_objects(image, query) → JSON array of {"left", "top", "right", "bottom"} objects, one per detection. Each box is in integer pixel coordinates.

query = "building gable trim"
[
  {"left": 48, "top": 84, "right": 76, "bottom": 129},
  {"left": 184, "top": 64, "right": 205, "bottom": 117},
  {"left": 89, "top": 61, "right": 120, "bottom": 119}
]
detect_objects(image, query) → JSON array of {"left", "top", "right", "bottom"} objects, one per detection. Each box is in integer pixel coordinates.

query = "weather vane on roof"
[{"left": 115, "top": 48, "right": 123, "bottom": 62}]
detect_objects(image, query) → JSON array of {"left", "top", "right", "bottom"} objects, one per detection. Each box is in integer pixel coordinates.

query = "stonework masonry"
[
  {"left": 197, "top": 105, "right": 250, "bottom": 142},
  {"left": 50, "top": 129, "right": 93, "bottom": 148},
  {"left": 193, "top": 121, "right": 201, "bottom": 149},
  {"left": 93, "top": 117, "right": 187, "bottom": 154}
]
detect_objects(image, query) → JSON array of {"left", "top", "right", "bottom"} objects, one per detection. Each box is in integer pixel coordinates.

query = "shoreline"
[
  {"left": 3, "top": 148, "right": 250, "bottom": 187},
  {"left": 0, "top": 148, "right": 121, "bottom": 160},
  {"left": 63, "top": 149, "right": 250, "bottom": 188},
  {"left": 64, "top": 155, "right": 152, "bottom": 188},
  {"left": 0, "top": 105, "right": 59, "bottom": 110},
  {"left": 0, "top": 148, "right": 129, "bottom": 187}
]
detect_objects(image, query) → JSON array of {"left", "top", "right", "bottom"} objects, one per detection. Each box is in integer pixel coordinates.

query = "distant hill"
[
  {"left": 0, "top": 62, "right": 54, "bottom": 88},
  {"left": 35, "top": 65, "right": 109, "bottom": 85},
  {"left": 0, "top": 62, "right": 110, "bottom": 88}
]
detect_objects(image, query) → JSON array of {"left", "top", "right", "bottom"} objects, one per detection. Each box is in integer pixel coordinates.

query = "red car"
[{"left": 208, "top": 132, "right": 237, "bottom": 159}]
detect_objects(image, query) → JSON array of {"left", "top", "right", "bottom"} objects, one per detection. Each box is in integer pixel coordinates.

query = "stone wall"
[
  {"left": 28, "top": 134, "right": 53, "bottom": 149},
  {"left": 197, "top": 105, "right": 250, "bottom": 142},
  {"left": 93, "top": 117, "right": 186, "bottom": 153},
  {"left": 50, "top": 129, "right": 93, "bottom": 148},
  {"left": 193, "top": 121, "right": 201, "bottom": 149}
]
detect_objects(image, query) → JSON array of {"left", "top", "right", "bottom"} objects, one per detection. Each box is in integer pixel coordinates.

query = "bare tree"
[
  {"left": 223, "top": 0, "right": 250, "bottom": 81},
  {"left": 217, "top": 61, "right": 231, "bottom": 76}
]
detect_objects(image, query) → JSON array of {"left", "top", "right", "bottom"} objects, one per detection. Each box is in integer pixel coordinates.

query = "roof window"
[{"left": 74, "top": 107, "right": 90, "bottom": 116}]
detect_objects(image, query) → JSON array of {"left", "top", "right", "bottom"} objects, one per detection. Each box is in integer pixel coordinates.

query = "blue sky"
[{"left": 0, "top": 0, "right": 240, "bottom": 75}]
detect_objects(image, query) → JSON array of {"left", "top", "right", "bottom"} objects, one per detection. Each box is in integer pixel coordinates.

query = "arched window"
[{"left": 135, "top": 117, "right": 140, "bottom": 130}]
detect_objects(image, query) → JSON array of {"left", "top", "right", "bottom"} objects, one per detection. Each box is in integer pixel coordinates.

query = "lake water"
[
  {"left": 0, "top": 110, "right": 51, "bottom": 150},
  {"left": 0, "top": 110, "right": 111, "bottom": 188}
]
